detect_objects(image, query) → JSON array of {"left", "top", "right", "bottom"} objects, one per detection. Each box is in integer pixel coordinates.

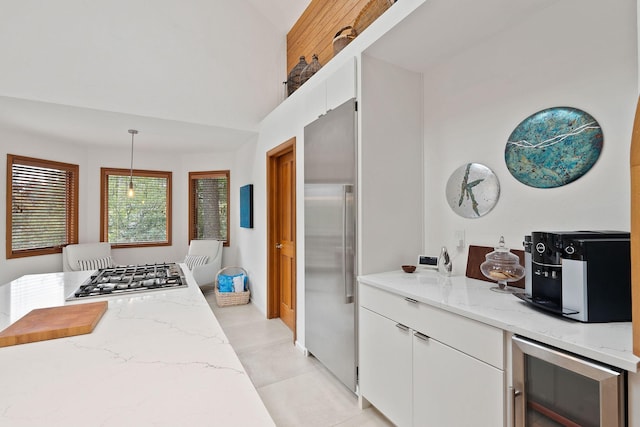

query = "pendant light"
[{"left": 127, "top": 129, "right": 138, "bottom": 198}]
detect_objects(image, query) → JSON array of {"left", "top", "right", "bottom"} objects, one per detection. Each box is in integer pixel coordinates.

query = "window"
[
  {"left": 189, "top": 171, "right": 229, "bottom": 246},
  {"left": 100, "top": 168, "right": 172, "bottom": 248},
  {"left": 7, "top": 154, "right": 78, "bottom": 258}
]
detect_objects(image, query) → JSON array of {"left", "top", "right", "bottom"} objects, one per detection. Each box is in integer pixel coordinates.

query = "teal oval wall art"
[{"left": 505, "top": 107, "right": 603, "bottom": 188}]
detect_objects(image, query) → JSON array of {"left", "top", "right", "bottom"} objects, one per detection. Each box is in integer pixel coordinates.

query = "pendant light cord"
[
  {"left": 129, "top": 131, "right": 135, "bottom": 181},
  {"left": 129, "top": 132, "right": 133, "bottom": 181},
  {"left": 128, "top": 129, "right": 138, "bottom": 197}
]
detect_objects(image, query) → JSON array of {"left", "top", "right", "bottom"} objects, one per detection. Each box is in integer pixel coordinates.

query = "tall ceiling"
[{"left": 0, "top": 0, "right": 311, "bottom": 152}]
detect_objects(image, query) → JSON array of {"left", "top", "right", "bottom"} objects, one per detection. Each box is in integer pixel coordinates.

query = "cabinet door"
[
  {"left": 303, "top": 57, "right": 356, "bottom": 125},
  {"left": 303, "top": 81, "right": 327, "bottom": 125},
  {"left": 360, "top": 307, "right": 412, "bottom": 427},
  {"left": 413, "top": 333, "right": 504, "bottom": 427},
  {"left": 326, "top": 56, "right": 356, "bottom": 112}
]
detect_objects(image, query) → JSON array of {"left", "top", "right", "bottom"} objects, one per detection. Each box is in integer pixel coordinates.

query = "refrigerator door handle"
[{"left": 343, "top": 184, "right": 354, "bottom": 304}]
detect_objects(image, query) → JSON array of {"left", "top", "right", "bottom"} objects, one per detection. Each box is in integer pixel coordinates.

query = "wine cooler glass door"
[{"left": 512, "top": 336, "right": 625, "bottom": 427}]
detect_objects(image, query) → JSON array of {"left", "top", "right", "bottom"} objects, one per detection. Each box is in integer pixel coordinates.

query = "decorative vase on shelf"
[
  {"left": 480, "top": 236, "right": 525, "bottom": 293},
  {"left": 300, "top": 54, "right": 322, "bottom": 86},
  {"left": 286, "top": 56, "right": 308, "bottom": 96}
]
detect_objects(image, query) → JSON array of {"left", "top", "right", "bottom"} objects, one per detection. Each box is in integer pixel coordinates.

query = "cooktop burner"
[{"left": 67, "top": 263, "right": 187, "bottom": 300}]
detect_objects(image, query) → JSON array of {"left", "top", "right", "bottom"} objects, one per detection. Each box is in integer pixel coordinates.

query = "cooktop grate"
[{"left": 67, "top": 263, "right": 187, "bottom": 300}]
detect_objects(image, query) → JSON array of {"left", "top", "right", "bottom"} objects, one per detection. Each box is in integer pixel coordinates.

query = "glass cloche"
[{"left": 480, "top": 236, "right": 525, "bottom": 293}]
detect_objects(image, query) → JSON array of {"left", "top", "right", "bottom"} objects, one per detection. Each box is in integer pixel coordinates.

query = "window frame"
[
  {"left": 189, "top": 170, "right": 230, "bottom": 247},
  {"left": 6, "top": 154, "right": 79, "bottom": 259},
  {"left": 100, "top": 167, "right": 172, "bottom": 249}
]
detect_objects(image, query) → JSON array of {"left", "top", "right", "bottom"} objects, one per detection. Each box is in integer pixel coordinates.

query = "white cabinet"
[
  {"left": 359, "top": 283, "right": 505, "bottom": 426},
  {"left": 325, "top": 56, "right": 356, "bottom": 112},
  {"left": 413, "top": 332, "right": 504, "bottom": 426},
  {"left": 303, "top": 82, "right": 327, "bottom": 124},
  {"left": 303, "top": 56, "right": 356, "bottom": 123},
  {"left": 360, "top": 307, "right": 412, "bottom": 427}
]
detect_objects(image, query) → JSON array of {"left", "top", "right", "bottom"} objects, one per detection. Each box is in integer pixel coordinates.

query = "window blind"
[{"left": 10, "top": 158, "right": 77, "bottom": 253}]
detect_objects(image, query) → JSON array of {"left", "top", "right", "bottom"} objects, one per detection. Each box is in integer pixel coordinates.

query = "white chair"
[
  {"left": 62, "top": 242, "right": 113, "bottom": 272},
  {"left": 184, "top": 240, "right": 223, "bottom": 287}
]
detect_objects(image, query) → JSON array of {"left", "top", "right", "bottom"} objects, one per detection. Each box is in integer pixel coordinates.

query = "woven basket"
[
  {"left": 333, "top": 26, "right": 356, "bottom": 56},
  {"left": 214, "top": 266, "right": 250, "bottom": 307},
  {"left": 214, "top": 287, "right": 250, "bottom": 307},
  {"left": 354, "top": 0, "right": 396, "bottom": 35}
]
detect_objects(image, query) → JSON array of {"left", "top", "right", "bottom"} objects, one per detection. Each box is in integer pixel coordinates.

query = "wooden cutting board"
[{"left": 0, "top": 301, "right": 107, "bottom": 348}]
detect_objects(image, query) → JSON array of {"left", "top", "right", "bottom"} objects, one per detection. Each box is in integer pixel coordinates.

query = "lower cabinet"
[
  {"left": 413, "top": 331, "right": 504, "bottom": 426},
  {"left": 360, "top": 307, "right": 412, "bottom": 427},
  {"left": 359, "top": 283, "right": 505, "bottom": 426}
]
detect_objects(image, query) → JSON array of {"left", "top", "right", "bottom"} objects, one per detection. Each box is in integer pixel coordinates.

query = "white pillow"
[
  {"left": 184, "top": 254, "right": 209, "bottom": 270},
  {"left": 77, "top": 256, "right": 114, "bottom": 271}
]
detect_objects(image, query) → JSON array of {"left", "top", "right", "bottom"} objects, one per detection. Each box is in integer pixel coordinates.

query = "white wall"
[
  {"left": 229, "top": 139, "right": 260, "bottom": 285},
  {"left": 0, "top": 124, "right": 251, "bottom": 285},
  {"left": 359, "top": 54, "right": 423, "bottom": 274},
  {"left": 422, "top": 0, "right": 638, "bottom": 273}
]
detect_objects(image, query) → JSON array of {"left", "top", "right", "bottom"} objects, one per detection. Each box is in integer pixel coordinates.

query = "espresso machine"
[{"left": 518, "top": 231, "right": 631, "bottom": 322}]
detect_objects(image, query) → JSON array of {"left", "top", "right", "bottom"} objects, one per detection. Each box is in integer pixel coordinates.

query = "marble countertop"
[
  {"left": 358, "top": 269, "right": 640, "bottom": 372},
  {"left": 0, "top": 266, "right": 274, "bottom": 427}
]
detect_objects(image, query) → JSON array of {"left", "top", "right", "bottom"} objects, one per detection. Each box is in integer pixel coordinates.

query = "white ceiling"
[
  {"left": 0, "top": 0, "right": 311, "bottom": 151},
  {"left": 364, "top": 0, "right": 559, "bottom": 73}
]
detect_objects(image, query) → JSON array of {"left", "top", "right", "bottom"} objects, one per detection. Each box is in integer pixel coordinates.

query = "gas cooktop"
[{"left": 67, "top": 263, "right": 187, "bottom": 300}]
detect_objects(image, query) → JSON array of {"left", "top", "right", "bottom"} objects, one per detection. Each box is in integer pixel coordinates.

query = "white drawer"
[
  {"left": 412, "top": 301, "right": 504, "bottom": 369},
  {"left": 359, "top": 283, "right": 504, "bottom": 369},
  {"left": 359, "top": 281, "right": 421, "bottom": 326}
]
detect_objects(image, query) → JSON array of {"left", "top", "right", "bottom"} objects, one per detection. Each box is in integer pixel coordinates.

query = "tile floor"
[{"left": 202, "top": 289, "right": 393, "bottom": 427}]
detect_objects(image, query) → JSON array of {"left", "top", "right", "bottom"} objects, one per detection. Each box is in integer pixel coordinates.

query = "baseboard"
[{"left": 294, "top": 340, "right": 308, "bottom": 356}]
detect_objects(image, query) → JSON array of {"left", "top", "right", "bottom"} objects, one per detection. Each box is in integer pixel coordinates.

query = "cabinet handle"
[
  {"left": 395, "top": 323, "right": 409, "bottom": 332},
  {"left": 510, "top": 386, "right": 522, "bottom": 427},
  {"left": 404, "top": 297, "right": 418, "bottom": 304},
  {"left": 413, "top": 332, "right": 429, "bottom": 341}
]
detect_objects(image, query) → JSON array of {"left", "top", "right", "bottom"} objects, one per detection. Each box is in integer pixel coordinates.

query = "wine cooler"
[{"left": 511, "top": 336, "right": 626, "bottom": 426}]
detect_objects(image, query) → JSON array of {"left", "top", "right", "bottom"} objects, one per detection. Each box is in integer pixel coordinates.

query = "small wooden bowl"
[{"left": 402, "top": 265, "right": 416, "bottom": 273}]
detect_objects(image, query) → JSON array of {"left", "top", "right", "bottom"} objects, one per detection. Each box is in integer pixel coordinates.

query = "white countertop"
[
  {"left": 0, "top": 265, "right": 274, "bottom": 427},
  {"left": 358, "top": 269, "right": 640, "bottom": 372}
]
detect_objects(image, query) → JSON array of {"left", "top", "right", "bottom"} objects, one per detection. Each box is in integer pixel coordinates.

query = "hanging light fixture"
[{"left": 127, "top": 129, "right": 138, "bottom": 198}]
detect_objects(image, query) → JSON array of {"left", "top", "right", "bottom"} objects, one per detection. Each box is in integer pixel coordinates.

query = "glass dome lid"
[{"left": 480, "top": 236, "right": 525, "bottom": 293}]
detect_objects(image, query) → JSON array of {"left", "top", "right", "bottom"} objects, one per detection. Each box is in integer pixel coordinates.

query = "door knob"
[{"left": 275, "top": 243, "right": 283, "bottom": 249}]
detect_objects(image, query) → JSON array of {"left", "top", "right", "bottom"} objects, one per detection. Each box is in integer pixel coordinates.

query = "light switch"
[{"left": 455, "top": 230, "right": 465, "bottom": 249}]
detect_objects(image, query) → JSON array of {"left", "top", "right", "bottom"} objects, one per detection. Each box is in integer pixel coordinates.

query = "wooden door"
[
  {"left": 276, "top": 150, "right": 296, "bottom": 331},
  {"left": 267, "top": 139, "right": 297, "bottom": 336}
]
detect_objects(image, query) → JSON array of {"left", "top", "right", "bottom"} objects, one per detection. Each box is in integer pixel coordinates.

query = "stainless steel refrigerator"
[{"left": 304, "top": 98, "right": 357, "bottom": 392}]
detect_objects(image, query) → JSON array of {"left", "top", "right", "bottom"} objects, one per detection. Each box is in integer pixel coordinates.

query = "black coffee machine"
[{"left": 518, "top": 231, "right": 631, "bottom": 322}]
